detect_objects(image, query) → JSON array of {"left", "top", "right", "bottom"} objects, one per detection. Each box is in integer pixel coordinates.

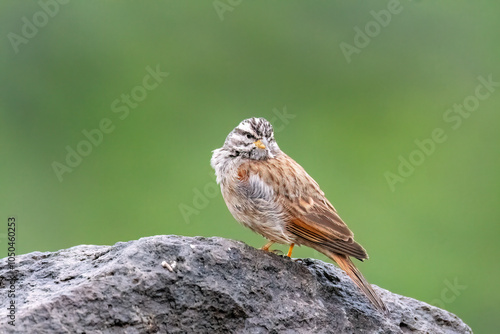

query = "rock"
[{"left": 0, "top": 235, "right": 472, "bottom": 333}]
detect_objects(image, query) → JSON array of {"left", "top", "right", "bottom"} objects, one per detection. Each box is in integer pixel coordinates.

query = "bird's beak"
[{"left": 254, "top": 140, "right": 266, "bottom": 149}]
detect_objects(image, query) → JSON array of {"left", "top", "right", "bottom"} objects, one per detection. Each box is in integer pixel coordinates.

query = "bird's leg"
[
  {"left": 261, "top": 241, "right": 274, "bottom": 252},
  {"left": 261, "top": 241, "right": 283, "bottom": 255},
  {"left": 286, "top": 243, "right": 295, "bottom": 257}
]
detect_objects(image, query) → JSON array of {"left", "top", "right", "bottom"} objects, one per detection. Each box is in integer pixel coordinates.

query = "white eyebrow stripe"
[{"left": 237, "top": 122, "right": 257, "bottom": 136}]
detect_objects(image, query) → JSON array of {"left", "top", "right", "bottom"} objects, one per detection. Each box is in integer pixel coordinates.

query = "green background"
[{"left": 1, "top": 1, "right": 499, "bottom": 332}]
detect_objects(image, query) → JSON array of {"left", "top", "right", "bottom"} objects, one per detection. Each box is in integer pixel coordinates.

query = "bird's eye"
[{"left": 246, "top": 133, "right": 254, "bottom": 140}]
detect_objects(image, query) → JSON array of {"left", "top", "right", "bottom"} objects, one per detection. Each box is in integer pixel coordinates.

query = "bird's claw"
[{"left": 260, "top": 247, "right": 283, "bottom": 255}]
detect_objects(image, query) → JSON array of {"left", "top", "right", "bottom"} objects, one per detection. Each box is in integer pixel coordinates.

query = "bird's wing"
[
  {"left": 286, "top": 216, "right": 368, "bottom": 260},
  {"left": 240, "top": 153, "right": 368, "bottom": 260}
]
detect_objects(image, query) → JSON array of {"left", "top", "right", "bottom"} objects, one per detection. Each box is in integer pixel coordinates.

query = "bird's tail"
[{"left": 330, "top": 253, "right": 388, "bottom": 314}]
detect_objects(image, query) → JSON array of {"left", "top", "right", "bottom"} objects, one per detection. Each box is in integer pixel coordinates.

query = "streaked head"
[{"left": 222, "top": 117, "right": 281, "bottom": 160}]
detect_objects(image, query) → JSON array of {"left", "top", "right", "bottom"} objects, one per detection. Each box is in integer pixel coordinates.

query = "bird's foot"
[
  {"left": 260, "top": 241, "right": 274, "bottom": 252},
  {"left": 260, "top": 241, "right": 284, "bottom": 255}
]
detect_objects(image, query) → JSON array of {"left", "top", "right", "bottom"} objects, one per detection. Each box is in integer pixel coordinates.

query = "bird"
[{"left": 210, "top": 117, "right": 387, "bottom": 313}]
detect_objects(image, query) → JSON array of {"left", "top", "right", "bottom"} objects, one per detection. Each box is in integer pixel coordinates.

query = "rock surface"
[{"left": 0, "top": 235, "right": 471, "bottom": 333}]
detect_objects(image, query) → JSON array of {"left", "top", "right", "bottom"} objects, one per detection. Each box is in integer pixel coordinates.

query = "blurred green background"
[{"left": 1, "top": 1, "right": 499, "bottom": 332}]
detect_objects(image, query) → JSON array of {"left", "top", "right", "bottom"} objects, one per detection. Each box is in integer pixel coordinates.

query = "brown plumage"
[{"left": 211, "top": 117, "right": 387, "bottom": 313}]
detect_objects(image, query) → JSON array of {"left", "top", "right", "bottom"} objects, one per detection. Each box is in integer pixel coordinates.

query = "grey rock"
[{"left": 0, "top": 235, "right": 472, "bottom": 333}]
